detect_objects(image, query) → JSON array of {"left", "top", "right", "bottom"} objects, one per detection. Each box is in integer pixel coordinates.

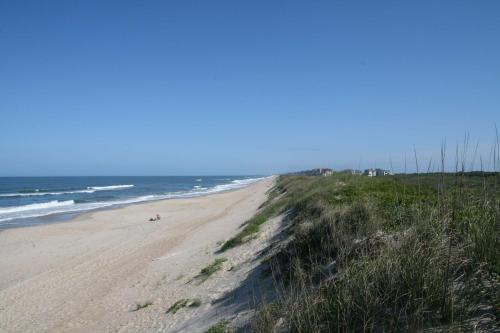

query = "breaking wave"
[
  {"left": 0, "top": 200, "right": 75, "bottom": 214},
  {"left": 87, "top": 185, "right": 134, "bottom": 191},
  {"left": 0, "top": 184, "right": 135, "bottom": 198}
]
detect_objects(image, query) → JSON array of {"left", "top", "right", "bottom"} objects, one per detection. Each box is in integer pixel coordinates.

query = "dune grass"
[
  {"left": 129, "top": 300, "right": 153, "bottom": 312},
  {"left": 196, "top": 258, "right": 227, "bottom": 282},
  {"left": 244, "top": 170, "right": 499, "bottom": 331},
  {"left": 166, "top": 298, "right": 201, "bottom": 314},
  {"left": 220, "top": 215, "right": 268, "bottom": 251},
  {"left": 220, "top": 192, "right": 288, "bottom": 251},
  {"left": 205, "top": 319, "right": 230, "bottom": 333}
]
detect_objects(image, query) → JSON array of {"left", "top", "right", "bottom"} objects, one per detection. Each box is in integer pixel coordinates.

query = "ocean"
[{"left": 0, "top": 176, "right": 267, "bottom": 229}]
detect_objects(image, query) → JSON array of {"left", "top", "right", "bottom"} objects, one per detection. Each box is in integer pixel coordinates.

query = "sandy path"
[{"left": 0, "top": 177, "right": 275, "bottom": 333}]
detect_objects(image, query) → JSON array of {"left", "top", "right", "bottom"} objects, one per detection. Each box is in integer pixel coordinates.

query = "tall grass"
[{"left": 246, "top": 168, "right": 499, "bottom": 332}]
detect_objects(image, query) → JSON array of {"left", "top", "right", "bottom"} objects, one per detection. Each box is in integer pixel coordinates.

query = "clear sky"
[{"left": 1, "top": 1, "right": 499, "bottom": 176}]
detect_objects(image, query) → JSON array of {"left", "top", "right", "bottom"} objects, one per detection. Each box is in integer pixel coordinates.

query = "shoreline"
[
  {"left": 0, "top": 176, "right": 276, "bottom": 333},
  {"left": 0, "top": 176, "right": 273, "bottom": 231}
]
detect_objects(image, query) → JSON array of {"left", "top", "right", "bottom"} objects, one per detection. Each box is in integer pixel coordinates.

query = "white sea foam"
[
  {"left": 0, "top": 184, "right": 134, "bottom": 197},
  {"left": 0, "top": 177, "right": 270, "bottom": 224},
  {"left": 0, "top": 190, "right": 96, "bottom": 197},
  {"left": 204, "top": 177, "right": 268, "bottom": 193},
  {"left": 87, "top": 185, "right": 134, "bottom": 191},
  {"left": 0, "top": 200, "right": 75, "bottom": 214}
]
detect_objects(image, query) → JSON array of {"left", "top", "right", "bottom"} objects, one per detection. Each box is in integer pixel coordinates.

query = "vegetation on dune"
[
  {"left": 196, "top": 258, "right": 228, "bottom": 282},
  {"left": 220, "top": 215, "right": 269, "bottom": 251},
  {"left": 166, "top": 298, "right": 201, "bottom": 314},
  {"left": 220, "top": 203, "right": 283, "bottom": 251},
  {"left": 129, "top": 300, "right": 153, "bottom": 312},
  {"left": 204, "top": 319, "right": 230, "bottom": 333},
  {"left": 242, "top": 171, "right": 499, "bottom": 332}
]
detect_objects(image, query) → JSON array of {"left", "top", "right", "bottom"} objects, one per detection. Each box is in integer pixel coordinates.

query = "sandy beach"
[{"left": 0, "top": 177, "right": 277, "bottom": 333}]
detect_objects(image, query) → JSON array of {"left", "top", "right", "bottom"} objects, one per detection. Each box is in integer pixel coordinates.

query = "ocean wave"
[
  {"left": 0, "top": 177, "right": 269, "bottom": 224},
  {"left": 87, "top": 185, "right": 134, "bottom": 191},
  {"left": 209, "top": 177, "right": 268, "bottom": 191},
  {"left": 0, "top": 200, "right": 75, "bottom": 214},
  {"left": 0, "top": 189, "right": 96, "bottom": 197},
  {"left": 0, "top": 184, "right": 134, "bottom": 198}
]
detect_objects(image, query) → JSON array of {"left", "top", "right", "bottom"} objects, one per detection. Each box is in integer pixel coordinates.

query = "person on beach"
[{"left": 148, "top": 214, "right": 160, "bottom": 222}]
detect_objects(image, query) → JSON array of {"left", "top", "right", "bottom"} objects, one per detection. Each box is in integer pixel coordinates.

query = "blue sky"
[{"left": 1, "top": 1, "right": 499, "bottom": 176}]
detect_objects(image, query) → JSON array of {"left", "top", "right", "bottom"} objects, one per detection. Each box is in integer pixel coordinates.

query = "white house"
[
  {"left": 364, "top": 168, "right": 392, "bottom": 177},
  {"left": 364, "top": 169, "right": 377, "bottom": 177}
]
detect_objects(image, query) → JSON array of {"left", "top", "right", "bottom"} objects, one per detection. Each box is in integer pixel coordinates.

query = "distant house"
[
  {"left": 344, "top": 169, "right": 363, "bottom": 175},
  {"left": 294, "top": 168, "right": 334, "bottom": 176},
  {"left": 380, "top": 170, "right": 392, "bottom": 176},
  {"left": 318, "top": 168, "right": 334, "bottom": 176},
  {"left": 364, "top": 168, "right": 392, "bottom": 177},
  {"left": 364, "top": 169, "right": 377, "bottom": 177}
]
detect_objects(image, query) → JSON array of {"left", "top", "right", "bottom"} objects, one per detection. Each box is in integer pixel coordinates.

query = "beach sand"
[{"left": 0, "top": 177, "right": 277, "bottom": 333}]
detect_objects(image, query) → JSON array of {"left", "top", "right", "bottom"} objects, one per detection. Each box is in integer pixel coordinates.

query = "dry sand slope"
[{"left": 0, "top": 177, "right": 277, "bottom": 333}]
